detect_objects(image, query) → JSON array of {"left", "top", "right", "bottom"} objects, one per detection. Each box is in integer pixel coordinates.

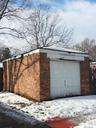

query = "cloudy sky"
[
  {"left": 0, "top": 0, "right": 96, "bottom": 48},
  {"left": 33, "top": 0, "right": 96, "bottom": 43}
]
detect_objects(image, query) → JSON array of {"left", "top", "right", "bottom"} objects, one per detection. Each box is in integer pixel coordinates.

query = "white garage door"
[{"left": 50, "top": 60, "right": 80, "bottom": 98}]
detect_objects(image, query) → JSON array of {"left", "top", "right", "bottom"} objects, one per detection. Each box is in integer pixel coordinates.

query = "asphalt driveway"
[{"left": 0, "top": 112, "right": 51, "bottom": 128}]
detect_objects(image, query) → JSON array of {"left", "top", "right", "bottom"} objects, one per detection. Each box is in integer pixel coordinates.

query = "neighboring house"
[{"left": 3, "top": 47, "right": 90, "bottom": 101}]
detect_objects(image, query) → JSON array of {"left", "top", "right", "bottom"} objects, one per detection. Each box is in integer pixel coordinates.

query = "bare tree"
[
  {"left": 24, "top": 7, "right": 73, "bottom": 48},
  {"left": 0, "top": 0, "right": 9, "bottom": 20},
  {"left": 0, "top": 0, "right": 32, "bottom": 39},
  {"left": 0, "top": 0, "right": 32, "bottom": 20},
  {"left": 72, "top": 38, "right": 96, "bottom": 60},
  {"left": 0, "top": 1, "right": 73, "bottom": 51}
]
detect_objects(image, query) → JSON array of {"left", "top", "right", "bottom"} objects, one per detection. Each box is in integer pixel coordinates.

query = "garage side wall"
[
  {"left": 80, "top": 57, "right": 90, "bottom": 95},
  {"left": 3, "top": 53, "right": 41, "bottom": 101}
]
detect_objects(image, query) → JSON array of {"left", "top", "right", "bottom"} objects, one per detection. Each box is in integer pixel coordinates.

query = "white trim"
[
  {"left": 43, "top": 47, "right": 88, "bottom": 54},
  {"left": 39, "top": 49, "right": 88, "bottom": 61},
  {"left": 3, "top": 49, "right": 40, "bottom": 62},
  {"left": 39, "top": 49, "right": 88, "bottom": 57},
  {"left": 23, "top": 49, "right": 40, "bottom": 57}
]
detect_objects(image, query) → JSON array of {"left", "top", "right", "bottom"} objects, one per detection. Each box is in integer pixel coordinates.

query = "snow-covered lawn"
[
  {"left": 0, "top": 92, "right": 96, "bottom": 128},
  {"left": 76, "top": 119, "right": 96, "bottom": 128}
]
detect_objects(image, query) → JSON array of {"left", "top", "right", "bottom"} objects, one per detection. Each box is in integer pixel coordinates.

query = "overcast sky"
[
  {"left": 0, "top": 0, "right": 96, "bottom": 48},
  {"left": 34, "top": 0, "right": 96, "bottom": 43}
]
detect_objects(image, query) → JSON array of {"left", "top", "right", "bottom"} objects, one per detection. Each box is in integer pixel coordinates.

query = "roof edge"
[
  {"left": 2, "top": 47, "right": 88, "bottom": 62},
  {"left": 42, "top": 47, "right": 88, "bottom": 55}
]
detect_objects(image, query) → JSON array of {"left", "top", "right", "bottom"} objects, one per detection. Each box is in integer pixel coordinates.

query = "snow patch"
[{"left": 0, "top": 92, "right": 96, "bottom": 127}]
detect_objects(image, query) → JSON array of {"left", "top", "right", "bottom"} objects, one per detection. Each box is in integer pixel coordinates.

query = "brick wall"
[
  {"left": 40, "top": 53, "right": 50, "bottom": 101},
  {"left": 3, "top": 52, "right": 50, "bottom": 101},
  {"left": 80, "top": 57, "right": 90, "bottom": 95},
  {"left": 0, "top": 68, "right": 3, "bottom": 91},
  {"left": 3, "top": 53, "right": 41, "bottom": 101}
]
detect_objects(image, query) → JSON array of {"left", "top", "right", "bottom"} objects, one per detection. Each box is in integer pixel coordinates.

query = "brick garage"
[{"left": 3, "top": 47, "right": 90, "bottom": 101}]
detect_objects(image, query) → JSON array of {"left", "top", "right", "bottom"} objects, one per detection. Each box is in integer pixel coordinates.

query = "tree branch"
[{"left": 0, "top": 0, "right": 10, "bottom": 20}]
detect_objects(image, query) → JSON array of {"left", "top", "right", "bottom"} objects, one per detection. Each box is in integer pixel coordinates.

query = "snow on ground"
[
  {"left": 75, "top": 119, "right": 96, "bottom": 128},
  {"left": 0, "top": 92, "right": 96, "bottom": 127}
]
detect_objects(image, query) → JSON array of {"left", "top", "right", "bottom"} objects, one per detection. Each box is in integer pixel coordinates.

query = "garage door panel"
[{"left": 50, "top": 60, "right": 80, "bottom": 98}]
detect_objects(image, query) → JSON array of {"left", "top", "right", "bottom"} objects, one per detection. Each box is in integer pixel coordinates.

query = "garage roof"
[
  {"left": 42, "top": 47, "right": 88, "bottom": 54},
  {"left": 3, "top": 47, "right": 88, "bottom": 62}
]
